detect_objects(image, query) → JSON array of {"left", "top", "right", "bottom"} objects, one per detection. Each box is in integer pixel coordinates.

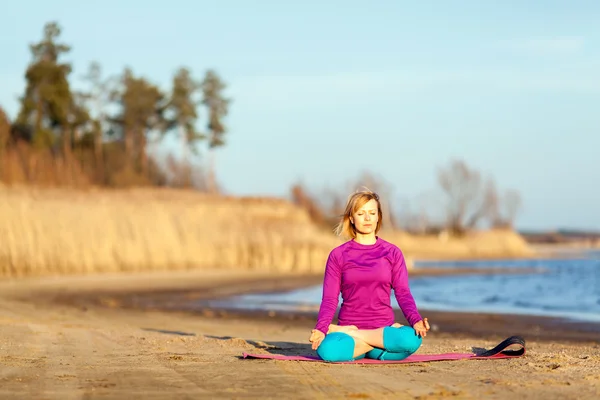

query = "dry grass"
[
  {"left": 0, "top": 184, "right": 339, "bottom": 278},
  {"left": 0, "top": 146, "right": 91, "bottom": 187},
  {"left": 0, "top": 185, "right": 536, "bottom": 278}
]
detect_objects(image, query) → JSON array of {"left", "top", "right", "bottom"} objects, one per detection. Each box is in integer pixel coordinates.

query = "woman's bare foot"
[{"left": 327, "top": 324, "right": 358, "bottom": 334}]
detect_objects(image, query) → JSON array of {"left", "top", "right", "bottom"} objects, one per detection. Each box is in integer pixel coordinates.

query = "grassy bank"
[
  {"left": 383, "top": 229, "right": 536, "bottom": 261},
  {"left": 0, "top": 185, "right": 536, "bottom": 278},
  {"left": 0, "top": 185, "right": 338, "bottom": 278}
]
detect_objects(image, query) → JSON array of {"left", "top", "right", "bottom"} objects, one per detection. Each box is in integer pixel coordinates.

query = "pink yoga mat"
[
  {"left": 242, "top": 351, "right": 520, "bottom": 364},
  {"left": 242, "top": 335, "right": 526, "bottom": 364}
]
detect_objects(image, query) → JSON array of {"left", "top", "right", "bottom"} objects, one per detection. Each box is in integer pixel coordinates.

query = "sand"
[{"left": 1, "top": 270, "right": 599, "bottom": 399}]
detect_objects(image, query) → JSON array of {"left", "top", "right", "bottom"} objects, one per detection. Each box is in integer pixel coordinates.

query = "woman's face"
[{"left": 351, "top": 199, "right": 379, "bottom": 235}]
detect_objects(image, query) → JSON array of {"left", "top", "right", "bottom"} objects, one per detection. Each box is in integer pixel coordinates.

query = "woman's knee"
[
  {"left": 316, "top": 332, "right": 356, "bottom": 362},
  {"left": 383, "top": 326, "right": 422, "bottom": 355}
]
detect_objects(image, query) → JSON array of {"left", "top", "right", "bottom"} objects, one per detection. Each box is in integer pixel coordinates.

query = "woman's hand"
[
  {"left": 309, "top": 329, "right": 325, "bottom": 350},
  {"left": 413, "top": 318, "right": 430, "bottom": 338}
]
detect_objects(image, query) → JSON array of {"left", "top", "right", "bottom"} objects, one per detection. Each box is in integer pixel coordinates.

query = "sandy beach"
[
  {"left": 1, "top": 269, "right": 599, "bottom": 399},
  {"left": 3, "top": 6, "right": 600, "bottom": 399}
]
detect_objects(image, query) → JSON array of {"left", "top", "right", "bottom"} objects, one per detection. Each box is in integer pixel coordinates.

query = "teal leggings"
[{"left": 316, "top": 326, "right": 422, "bottom": 362}]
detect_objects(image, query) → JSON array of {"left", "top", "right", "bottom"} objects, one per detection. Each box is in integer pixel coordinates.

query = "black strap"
[{"left": 476, "top": 335, "right": 526, "bottom": 357}]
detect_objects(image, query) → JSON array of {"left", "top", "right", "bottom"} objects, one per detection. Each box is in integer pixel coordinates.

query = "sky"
[{"left": 2, "top": 1, "right": 599, "bottom": 231}]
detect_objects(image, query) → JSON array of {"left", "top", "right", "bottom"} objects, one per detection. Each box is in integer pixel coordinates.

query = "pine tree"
[
  {"left": 166, "top": 67, "right": 204, "bottom": 186},
  {"left": 110, "top": 68, "right": 166, "bottom": 178},
  {"left": 16, "top": 22, "right": 77, "bottom": 156},
  {"left": 201, "top": 69, "right": 230, "bottom": 193},
  {"left": 81, "top": 61, "right": 111, "bottom": 182}
]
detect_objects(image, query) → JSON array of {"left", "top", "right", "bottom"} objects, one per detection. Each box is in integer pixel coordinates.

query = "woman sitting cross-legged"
[{"left": 309, "top": 189, "right": 430, "bottom": 362}]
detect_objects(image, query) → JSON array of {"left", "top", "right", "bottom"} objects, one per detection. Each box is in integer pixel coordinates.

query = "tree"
[
  {"left": 80, "top": 61, "right": 112, "bottom": 182},
  {"left": 502, "top": 190, "right": 522, "bottom": 227},
  {"left": 437, "top": 159, "right": 493, "bottom": 234},
  {"left": 109, "top": 68, "right": 166, "bottom": 178},
  {"left": 8, "top": 20, "right": 236, "bottom": 189},
  {"left": 290, "top": 182, "right": 328, "bottom": 227},
  {"left": 70, "top": 92, "right": 92, "bottom": 141},
  {"left": 488, "top": 188, "right": 522, "bottom": 229},
  {"left": 201, "top": 69, "right": 230, "bottom": 193},
  {"left": 166, "top": 67, "right": 204, "bottom": 187},
  {"left": 15, "top": 22, "right": 77, "bottom": 155},
  {"left": 396, "top": 190, "right": 446, "bottom": 235}
]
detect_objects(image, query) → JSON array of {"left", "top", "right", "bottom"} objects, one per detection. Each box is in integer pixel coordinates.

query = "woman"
[{"left": 309, "top": 189, "right": 430, "bottom": 362}]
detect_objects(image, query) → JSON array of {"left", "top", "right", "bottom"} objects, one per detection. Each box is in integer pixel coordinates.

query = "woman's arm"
[
  {"left": 391, "top": 249, "right": 423, "bottom": 327},
  {"left": 313, "top": 251, "right": 342, "bottom": 335}
]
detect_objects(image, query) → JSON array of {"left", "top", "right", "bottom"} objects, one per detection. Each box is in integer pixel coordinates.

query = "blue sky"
[{"left": 2, "top": 1, "right": 599, "bottom": 230}]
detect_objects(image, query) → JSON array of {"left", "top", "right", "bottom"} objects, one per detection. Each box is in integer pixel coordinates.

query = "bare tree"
[
  {"left": 503, "top": 190, "right": 522, "bottom": 226},
  {"left": 438, "top": 159, "right": 495, "bottom": 234},
  {"left": 469, "top": 177, "right": 501, "bottom": 228},
  {"left": 397, "top": 191, "right": 444, "bottom": 235},
  {"left": 290, "top": 182, "right": 328, "bottom": 227},
  {"left": 490, "top": 189, "right": 522, "bottom": 229},
  {"left": 438, "top": 159, "right": 523, "bottom": 233}
]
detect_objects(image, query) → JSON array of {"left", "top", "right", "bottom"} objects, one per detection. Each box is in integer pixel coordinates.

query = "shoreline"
[
  {"left": 32, "top": 268, "right": 600, "bottom": 346},
  {"left": 412, "top": 249, "right": 596, "bottom": 263}
]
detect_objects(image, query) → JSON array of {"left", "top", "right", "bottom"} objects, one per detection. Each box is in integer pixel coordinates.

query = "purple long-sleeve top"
[{"left": 314, "top": 237, "right": 422, "bottom": 335}]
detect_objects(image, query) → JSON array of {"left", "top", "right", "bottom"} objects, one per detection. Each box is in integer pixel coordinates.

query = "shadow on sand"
[
  {"left": 204, "top": 335, "right": 315, "bottom": 357},
  {"left": 141, "top": 327, "right": 197, "bottom": 336}
]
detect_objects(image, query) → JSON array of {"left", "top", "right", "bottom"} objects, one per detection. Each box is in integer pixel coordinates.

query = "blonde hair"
[{"left": 334, "top": 189, "right": 383, "bottom": 238}]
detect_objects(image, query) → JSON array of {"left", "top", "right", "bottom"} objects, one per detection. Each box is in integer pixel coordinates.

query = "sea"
[{"left": 205, "top": 249, "right": 600, "bottom": 323}]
